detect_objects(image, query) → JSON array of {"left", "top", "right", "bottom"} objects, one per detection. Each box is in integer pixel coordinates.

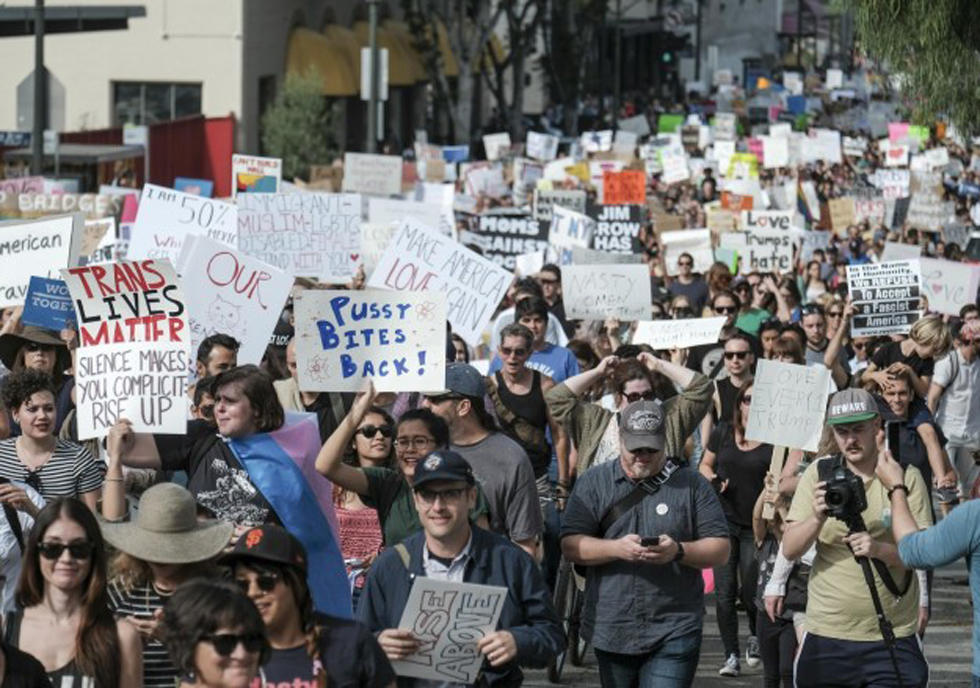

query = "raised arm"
[
  {"left": 563, "top": 355, "right": 619, "bottom": 399},
  {"left": 102, "top": 420, "right": 131, "bottom": 522},
  {"left": 313, "top": 381, "right": 375, "bottom": 496}
]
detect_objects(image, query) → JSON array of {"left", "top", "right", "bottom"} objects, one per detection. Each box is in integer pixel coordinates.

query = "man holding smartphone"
[{"left": 561, "top": 400, "right": 730, "bottom": 687}]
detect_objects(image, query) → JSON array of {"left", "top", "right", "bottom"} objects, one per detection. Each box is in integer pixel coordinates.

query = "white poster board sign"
[
  {"left": 762, "top": 135, "right": 789, "bottom": 169},
  {"left": 719, "top": 229, "right": 794, "bottom": 273},
  {"left": 562, "top": 264, "right": 651, "bottom": 320},
  {"left": 294, "top": 290, "right": 447, "bottom": 393},
  {"left": 847, "top": 260, "right": 921, "bottom": 336},
  {"left": 919, "top": 257, "right": 980, "bottom": 317},
  {"left": 526, "top": 131, "right": 560, "bottom": 161},
  {"left": 342, "top": 153, "right": 403, "bottom": 196},
  {"left": 231, "top": 154, "right": 282, "bottom": 198},
  {"left": 632, "top": 316, "right": 727, "bottom": 350},
  {"left": 532, "top": 189, "right": 587, "bottom": 222},
  {"left": 368, "top": 197, "right": 443, "bottom": 235},
  {"left": 740, "top": 210, "right": 796, "bottom": 232},
  {"left": 0, "top": 215, "right": 81, "bottom": 307},
  {"left": 745, "top": 359, "right": 830, "bottom": 453},
  {"left": 880, "top": 241, "right": 921, "bottom": 262},
  {"left": 549, "top": 205, "right": 595, "bottom": 251},
  {"left": 618, "top": 114, "right": 651, "bottom": 137},
  {"left": 661, "top": 229, "right": 713, "bottom": 276},
  {"left": 482, "top": 132, "right": 512, "bottom": 161},
  {"left": 359, "top": 221, "right": 399, "bottom": 276}
]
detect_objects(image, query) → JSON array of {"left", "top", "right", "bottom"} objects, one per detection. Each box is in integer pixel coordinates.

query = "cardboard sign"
[
  {"left": 80, "top": 217, "right": 115, "bottom": 257},
  {"left": 591, "top": 204, "right": 642, "bottom": 253},
  {"left": 713, "top": 113, "right": 737, "bottom": 141},
  {"left": 745, "top": 359, "right": 830, "bottom": 453},
  {"left": 740, "top": 210, "right": 795, "bottom": 232},
  {"left": 660, "top": 152, "right": 690, "bottom": 185},
  {"left": 562, "top": 264, "right": 651, "bottom": 320},
  {"left": 129, "top": 184, "right": 237, "bottom": 266},
  {"left": 177, "top": 236, "right": 293, "bottom": 367},
  {"left": 827, "top": 197, "right": 855, "bottom": 231},
  {"left": 482, "top": 132, "right": 512, "bottom": 161},
  {"left": 294, "top": 290, "right": 446, "bottom": 393},
  {"left": 367, "top": 220, "right": 511, "bottom": 345},
  {"left": 341, "top": 153, "right": 403, "bottom": 196},
  {"left": 602, "top": 170, "right": 646, "bottom": 205},
  {"left": 919, "top": 258, "right": 980, "bottom": 317},
  {"left": 390, "top": 577, "right": 506, "bottom": 684},
  {"left": 618, "top": 114, "right": 651, "bottom": 137},
  {"left": 719, "top": 229, "right": 794, "bottom": 273},
  {"left": 62, "top": 260, "right": 189, "bottom": 439},
  {"left": 237, "top": 192, "right": 361, "bottom": 282},
  {"left": 0, "top": 215, "right": 81, "bottom": 308},
  {"left": 461, "top": 210, "right": 549, "bottom": 271},
  {"left": 22, "top": 277, "right": 75, "bottom": 330},
  {"left": 368, "top": 196, "right": 443, "bottom": 235},
  {"left": 231, "top": 154, "right": 282, "bottom": 197},
  {"left": 847, "top": 260, "right": 921, "bottom": 337},
  {"left": 799, "top": 230, "right": 831, "bottom": 261},
  {"left": 532, "top": 189, "right": 587, "bottom": 222},
  {"left": 874, "top": 169, "right": 910, "bottom": 199},
  {"left": 762, "top": 135, "right": 789, "bottom": 168},
  {"left": 661, "top": 229, "right": 713, "bottom": 276},
  {"left": 632, "top": 316, "right": 727, "bottom": 350},
  {"left": 174, "top": 177, "right": 214, "bottom": 198},
  {"left": 549, "top": 205, "right": 595, "bottom": 252},
  {"left": 526, "top": 131, "right": 560, "bottom": 161}
]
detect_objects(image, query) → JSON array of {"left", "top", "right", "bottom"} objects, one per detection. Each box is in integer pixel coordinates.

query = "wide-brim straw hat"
[
  {"left": 101, "top": 483, "right": 234, "bottom": 564},
  {"left": 0, "top": 326, "right": 71, "bottom": 373}
]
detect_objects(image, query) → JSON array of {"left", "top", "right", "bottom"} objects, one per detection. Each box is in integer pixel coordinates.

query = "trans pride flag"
[{"left": 228, "top": 412, "right": 351, "bottom": 618}]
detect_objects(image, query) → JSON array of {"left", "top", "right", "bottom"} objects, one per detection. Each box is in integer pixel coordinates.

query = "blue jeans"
[{"left": 594, "top": 628, "right": 702, "bottom": 688}]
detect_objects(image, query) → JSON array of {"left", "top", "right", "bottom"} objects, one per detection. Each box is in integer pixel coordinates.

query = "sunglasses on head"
[
  {"left": 724, "top": 351, "right": 749, "bottom": 360},
  {"left": 38, "top": 541, "right": 93, "bottom": 561},
  {"left": 624, "top": 390, "right": 656, "bottom": 403},
  {"left": 357, "top": 424, "right": 393, "bottom": 439},
  {"left": 802, "top": 304, "right": 824, "bottom": 316},
  {"left": 235, "top": 573, "right": 279, "bottom": 594},
  {"left": 202, "top": 633, "right": 265, "bottom": 656},
  {"left": 500, "top": 346, "right": 528, "bottom": 357}
]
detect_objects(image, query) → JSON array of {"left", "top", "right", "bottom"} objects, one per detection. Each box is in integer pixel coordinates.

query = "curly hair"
[{"left": 1, "top": 369, "right": 56, "bottom": 411}]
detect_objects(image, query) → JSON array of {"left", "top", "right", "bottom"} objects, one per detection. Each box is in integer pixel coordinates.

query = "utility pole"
[
  {"left": 31, "top": 0, "right": 45, "bottom": 175},
  {"left": 366, "top": 0, "right": 380, "bottom": 153},
  {"left": 612, "top": 0, "right": 622, "bottom": 130},
  {"left": 694, "top": 0, "right": 702, "bottom": 81}
]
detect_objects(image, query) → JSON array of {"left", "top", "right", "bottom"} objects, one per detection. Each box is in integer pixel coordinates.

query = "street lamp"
[{"left": 366, "top": 0, "right": 380, "bottom": 153}]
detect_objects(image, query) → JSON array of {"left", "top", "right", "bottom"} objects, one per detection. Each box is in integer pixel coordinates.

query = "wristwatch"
[{"left": 673, "top": 541, "right": 685, "bottom": 563}]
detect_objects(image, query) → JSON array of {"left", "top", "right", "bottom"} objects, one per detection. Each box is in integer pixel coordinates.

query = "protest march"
[{"left": 2, "top": 4, "right": 980, "bottom": 688}]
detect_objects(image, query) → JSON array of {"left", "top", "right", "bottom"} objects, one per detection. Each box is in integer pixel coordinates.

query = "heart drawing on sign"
[
  {"left": 925, "top": 271, "right": 942, "bottom": 294},
  {"left": 350, "top": 254, "right": 360, "bottom": 262}
]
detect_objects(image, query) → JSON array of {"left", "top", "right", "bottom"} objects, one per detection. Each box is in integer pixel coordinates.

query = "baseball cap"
[
  {"left": 223, "top": 525, "right": 308, "bottom": 573},
  {"left": 431, "top": 363, "right": 486, "bottom": 398},
  {"left": 826, "top": 388, "right": 880, "bottom": 425},
  {"left": 412, "top": 450, "right": 476, "bottom": 490},
  {"left": 619, "top": 400, "right": 666, "bottom": 452}
]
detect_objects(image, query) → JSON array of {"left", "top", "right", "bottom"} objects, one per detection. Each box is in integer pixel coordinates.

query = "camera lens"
[{"left": 825, "top": 488, "right": 843, "bottom": 507}]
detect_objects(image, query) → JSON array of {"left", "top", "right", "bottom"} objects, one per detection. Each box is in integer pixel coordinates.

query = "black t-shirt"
[
  {"left": 668, "top": 278, "right": 709, "bottom": 314},
  {"left": 1, "top": 643, "right": 51, "bottom": 688},
  {"left": 156, "top": 420, "right": 278, "bottom": 527},
  {"left": 871, "top": 341, "right": 934, "bottom": 379},
  {"left": 257, "top": 614, "right": 395, "bottom": 688},
  {"left": 707, "top": 422, "right": 771, "bottom": 527}
]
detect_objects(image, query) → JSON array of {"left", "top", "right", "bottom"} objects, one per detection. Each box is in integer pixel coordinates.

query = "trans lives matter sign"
[
  {"left": 62, "top": 260, "right": 190, "bottom": 439},
  {"left": 294, "top": 290, "right": 446, "bottom": 393},
  {"left": 391, "top": 577, "right": 506, "bottom": 684},
  {"left": 745, "top": 359, "right": 830, "bottom": 453},
  {"left": 562, "top": 264, "right": 651, "bottom": 320},
  {"left": 847, "top": 260, "right": 921, "bottom": 336},
  {"left": 367, "top": 220, "right": 511, "bottom": 346}
]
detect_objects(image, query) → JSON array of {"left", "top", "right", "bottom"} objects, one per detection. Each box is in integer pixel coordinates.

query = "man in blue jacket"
[{"left": 358, "top": 449, "right": 564, "bottom": 686}]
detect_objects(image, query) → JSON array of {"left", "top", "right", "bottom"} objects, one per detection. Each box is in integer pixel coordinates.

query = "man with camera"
[{"left": 783, "top": 388, "right": 933, "bottom": 688}]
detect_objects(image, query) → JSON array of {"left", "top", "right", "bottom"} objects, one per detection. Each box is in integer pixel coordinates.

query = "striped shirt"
[
  {"left": 107, "top": 581, "right": 178, "bottom": 688},
  {"left": 0, "top": 438, "right": 104, "bottom": 501}
]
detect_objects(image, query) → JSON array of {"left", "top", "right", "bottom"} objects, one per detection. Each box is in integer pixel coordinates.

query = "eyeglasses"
[
  {"left": 23, "top": 342, "right": 55, "bottom": 353},
  {"left": 714, "top": 305, "right": 737, "bottom": 314},
  {"left": 197, "top": 404, "right": 214, "bottom": 419},
  {"left": 500, "top": 346, "right": 528, "bottom": 357},
  {"left": 678, "top": 260, "right": 693, "bottom": 267},
  {"left": 38, "top": 541, "right": 93, "bottom": 561},
  {"left": 202, "top": 633, "right": 265, "bottom": 656},
  {"left": 624, "top": 390, "right": 656, "bottom": 403},
  {"left": 357, "top": 424, "right": 393, "bottom": 439},
  {"left": 235, "top": 573, "right": 279, "bottom": 594},
  {"left": 740, "top": 395, "right": 753, "bottom": 405},
  {"left": 416, "top": 487, "right": 467, "bottom": 504},
  {"left": 423, "top": 394, "right": 462, "bottom": 405},
  {"left": 724, "top": 351, "right": 750, "bottom": 360},
  {"left": 801, "top": 304, "right": 825, "bottom": 316},
  {"left": 395, "top": 436, "right": 436, "bottom": 450},
  {"left": 827, "top": 310, "right": 843, "bottom": 318}
]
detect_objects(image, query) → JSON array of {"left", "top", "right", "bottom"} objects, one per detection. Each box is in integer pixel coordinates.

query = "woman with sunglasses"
[
  {"left": 0, "top": 325, "right": 75, "bottom": 437},
  {"left": 5, "top": 498, "right": 142, "bottom": 687},
  {"left": 699, "top": 383, "right": 803, "bottom": 677},
  {"left": 315, "top": 382, "right": 489, "bottom": 547},
  {"left": 801, "top": 260, "right": 828, "bottom": 304},
  {"left": 159, "top": 579, "right": 267, "bottom": 688},
  {"left": 0, "top": 370, "right": 103, "bottom": 512}
]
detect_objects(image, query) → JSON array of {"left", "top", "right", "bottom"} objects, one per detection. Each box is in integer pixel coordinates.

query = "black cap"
[
  {"left": 223, "top": 525, "right": 308, "bottom": 573},
  {"left": 412, "top": 450, "right": 476, "bottom": 490}
]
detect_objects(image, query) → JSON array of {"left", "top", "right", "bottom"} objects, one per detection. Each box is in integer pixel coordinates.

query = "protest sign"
[
  {"left": 570, "top": 247, "right": 643, "bottom": 265},
  {"left": 231, "top": 154, "right": 282, "bottom": 197},
  {"left": 367, "top": 220, "right": 511, "bottom": 345},
  {"left": 713, "top": 113, "right": 737, "bottom": 141},
  {"left": 618, "top": 114, "right": 651, "bottom": 137},
  {"left": 532, "top": 189, "right": 587, "bottom": 222},
  {"left": 514, "top": 251, "right": 545, "bottom": 276},
  {"left": 633, "top": 316, "right": 727, "bottom": 350},
  {"left": 294, "top": 290, "right": 446, "bottom": 393},
  {"left": 843, "top": 136, "right": 867, "bottom": 157},
  {"left": 80, "top": 217, "right": 115, "bottom": 256},
  {"left": 783, "top": 72, "right": 802, "bottom": 94},
  {"left": 847, "top": 260, "right": 921, "bottom": 337},
  {"left": 0, "top": 176, "right": 44, "bottom": 195},
  {"left": 359, "top": 221, "right": 398, "bottom": 276},
  {"left": 129, "top": 184, "right": 237, "bottom": 266},
  {"left": 919, "top": 258, "right": 980, "bottom": 317},
  {"left": 0, "top": 215, "right": 81, "bottom": 307},
  {"left": 885, "top": 143, "right": 909, "bottom": 167},
  {"left": 390, "top": 577, "right": 506, "bottom": 684},
  {"left": 854, "top": 198, "right": 886, "bottom": 225},
  {"left": 549, "top": 205, "right": 595, "bottom": 252},
  {"left": 9, "top": 193, "right": 120, "bottom": 220},
  {"left": 590, "top": 204, "right": 643, "bottom": 253},
  {"left": 581, "top": 130, "right": 613, "bottom": 153},
  {"left": 237, "top": 192, "right": 360, "bottom": 282},
  {"left": 880, "top": 242, "right": 921, "bottom": 262},
  {"left": 827, "top": 197, "right": 855, "bottom": 231},
  {"left": 482, "top": 132, "right": 511, "bottom": 161},
  {"left": 745, "top": 359, "right": 830, "bottom": 453},
  {"left": 660, "top": 152, "right": 690, "bottom": 184},
  {"left": 368, "top": 197, "right": 443, "bottom": 235},
  {"left": 906, "top": 171, "right": 952, "bottom": 230},
  {"left": 762, "top": 135, "right": 789, "bottom": 169},
  {"left": 661, "top": 229, "right": 712, "bottom": 276},
  {"left": 826, "top": 68, "right": 843, "bottom": 90},
  {"left": 658, "top": 114, "right": 684, "bottom": 134},
  {"left": 174, "top": 177, "right": 214, "bottom": 198},
  {"left": 526, "top": 131, "right": 559, "bottom": 161},
  {"left": 177, "top": 236, "right": 292, "bottom": 367},
  {"left": 740, "top": 210, "right": 795, "bottom": 232},
  {"left": 22, "top": 277, "right": 75, "bottom": 330},
  {"left": 726, "top": 153, "right": 759, "bottom": 180},
  {"left": 62, "top": 259, "right": 189, "bottom": 439},
  {"left": 441, "top": 145, "right": 469, "bottom": 164},
  {"left": 874, "top": 169, "right": 910, "bottom": 199},
  {"left": 602, "top": 170, "right": 646, "bottom": 205},
  {"left": 341, "top": 153, "right": 403, "bottom": 196},
  {"left": 461, "top": 210, "right": 549, "bottom": 271},
  {"left": 799, "top": 230, "right": 831, "bottom": 261},
  {"left": 707, "top": 207, "right": 736, "bottom": 233},
  {"left": 720, "top": 229, "right": 794, "bottom": 273},
  {"left": 562, "top": 264, "right": 651, "bottom": 320}
]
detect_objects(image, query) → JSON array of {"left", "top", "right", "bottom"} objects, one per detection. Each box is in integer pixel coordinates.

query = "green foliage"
[
  {"left": 260, "top": 70, "right": 337, "bottom": 180},
  {"left": 843, "top": 0, "right": 980, "bottom": 136}
]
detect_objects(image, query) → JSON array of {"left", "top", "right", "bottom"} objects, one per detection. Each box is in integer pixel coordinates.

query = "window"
[{"left": 112, "top": 81, "right": 202, "bottom": 126}]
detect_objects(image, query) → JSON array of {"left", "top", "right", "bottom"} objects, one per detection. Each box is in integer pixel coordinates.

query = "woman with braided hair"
[{"left": 225, "top": 525, "right": 395, "bottom": 688}]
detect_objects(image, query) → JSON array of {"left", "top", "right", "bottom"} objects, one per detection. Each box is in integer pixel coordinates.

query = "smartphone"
[
  {"left": 640, "top": 536, "right": 661, "bottom": 547},
  {"left": 886, "top": 421, "right": 902, "bottom": 461}
]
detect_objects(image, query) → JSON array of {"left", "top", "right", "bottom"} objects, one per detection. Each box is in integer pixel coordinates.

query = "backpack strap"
[
  {"left": 1, "top": 500, "right": 24, "bottom": 554},
  {"left": 393, "top": 543, "right": 411, "bottom": 570}
]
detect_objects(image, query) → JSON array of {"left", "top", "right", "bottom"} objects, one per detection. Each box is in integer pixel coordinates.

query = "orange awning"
[{"left": 285, "top": 27, "right": 357, "bottom": 96}]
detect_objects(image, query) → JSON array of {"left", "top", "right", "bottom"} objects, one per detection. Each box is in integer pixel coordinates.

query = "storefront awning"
[
  {"left": 323, "top": 23, "right": 361, "bottom": 84},
  {"left": 286, "top": 27, "right": 357, "bottom": 97}
]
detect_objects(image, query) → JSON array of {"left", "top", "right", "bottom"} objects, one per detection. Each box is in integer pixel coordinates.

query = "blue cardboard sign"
[
  {"left": 441, "top": 145, "right": 470, "bottom": 163},
  {"left": 174, "top": 177, "right": 215, "bottom": 198},
  {"left": 22, "top": 277, "right": 76, "bottom": 330}
]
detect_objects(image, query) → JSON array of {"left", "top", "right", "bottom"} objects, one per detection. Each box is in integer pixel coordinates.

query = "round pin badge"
[{"left": 656, "top": 503, "right": 668, "bottom": 515}]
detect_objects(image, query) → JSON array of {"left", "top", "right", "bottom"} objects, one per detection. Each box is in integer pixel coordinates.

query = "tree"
[
  {"left": 483, "top": 0, "right": 545, "bottom": 140},
  {"left": 260, "top": 70, "right": 337, "bottom": 180},
  {"left": 844, "top": 0, "right": 980, "bottom": 136}
]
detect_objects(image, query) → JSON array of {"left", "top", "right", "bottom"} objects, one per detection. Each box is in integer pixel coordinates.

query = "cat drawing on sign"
[{"left": 207, "top": 295, "right": 247, "bottom": 342}]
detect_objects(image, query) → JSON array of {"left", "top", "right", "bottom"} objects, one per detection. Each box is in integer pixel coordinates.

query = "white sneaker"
[
  {"left": 719, "top": 653, "right": 741, "bottom": 677},
  {"left": 745, "top": 635, "right": 761, "bottom": 668}
]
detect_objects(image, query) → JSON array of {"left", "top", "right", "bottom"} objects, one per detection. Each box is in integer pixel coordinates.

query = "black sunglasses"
[
  {"left": 500, "top": 346, "right": 528, "bottom": 357},
  {"left": 38, "top": 541, "right": 94, "bottom": 561},
  {"left": 424, "top": 394, "right": 462, "bottom": 405},
  {"left": 678, "top": 260, "right": 694, "bottom": 267},
  {"left": 235, "top": 573, "right": 279, "bottom": 594},
  {"left": 23, "top": 342, "right": 56, "bottom": 353},
  {"left": 624, "top": 390, "right": 656, "bottom": 403},
  {"left": 202, "top": 633, "right": 265, "bottom": 656},
  {"left": 357, "top": 424, "right": 393, "bottom": 439},
  {"left": 714, "top": 305, "right": 737, "bottom": 314},
  {"left": 724, "top": 351, "right": 750, "bottom": 360}
]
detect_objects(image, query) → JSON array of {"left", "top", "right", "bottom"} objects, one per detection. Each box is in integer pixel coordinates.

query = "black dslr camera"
[{"left": 824, "top": 463, "right": 867, "bottom": 530}]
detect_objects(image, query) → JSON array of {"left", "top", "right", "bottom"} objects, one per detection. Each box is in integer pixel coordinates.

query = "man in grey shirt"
[
  {"left": 561, "top": 400, "right": 730, "bottom": 687},
  {"left": 422, "top": 363, "right": 543, "bottom": 559}
]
